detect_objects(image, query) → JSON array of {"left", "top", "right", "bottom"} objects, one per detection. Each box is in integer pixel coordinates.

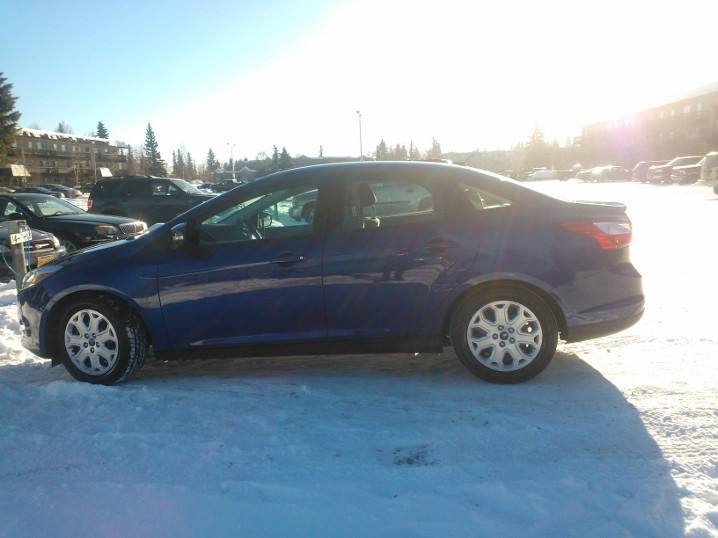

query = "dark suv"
[{"left": 88, "top": 176, "right": 214, "bottom": 225}]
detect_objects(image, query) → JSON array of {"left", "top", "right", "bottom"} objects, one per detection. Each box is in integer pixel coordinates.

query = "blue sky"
[
  {"left": 3, "top": 0, "right": 718, "bottom": 161},
  {"left": 3, "top": 0, "right": 342, "bottom": 149}
]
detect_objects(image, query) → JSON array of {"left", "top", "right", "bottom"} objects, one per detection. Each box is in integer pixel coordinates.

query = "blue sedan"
[{"left": 17, "top": 162, "right": 643, "bottom": 384}]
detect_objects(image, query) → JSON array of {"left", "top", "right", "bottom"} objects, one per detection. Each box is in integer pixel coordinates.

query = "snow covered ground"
[{"left": 0, "top": 181, "right": 716, "bottom": 537}]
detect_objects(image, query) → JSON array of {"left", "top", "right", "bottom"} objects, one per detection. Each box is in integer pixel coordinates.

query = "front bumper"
[{"left": 18, "top": 284, "right": 50, "bottom": 357}]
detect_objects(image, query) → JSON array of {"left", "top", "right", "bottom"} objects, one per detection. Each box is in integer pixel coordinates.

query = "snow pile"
[{"left": 0, "top": 182, "right": 716, "bottom": 537}]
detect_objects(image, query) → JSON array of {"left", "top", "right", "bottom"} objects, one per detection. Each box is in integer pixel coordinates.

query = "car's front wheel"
[
  {"left": 56, "top": 297, "right": 148, "bottom": 384},
  {"left": 451, "top": 286, "right": 558, "bottom": 383}
]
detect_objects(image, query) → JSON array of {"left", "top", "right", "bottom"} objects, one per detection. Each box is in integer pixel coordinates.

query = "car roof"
[{"left": 3, "top": 193, "right": 57, "bottom": 201}]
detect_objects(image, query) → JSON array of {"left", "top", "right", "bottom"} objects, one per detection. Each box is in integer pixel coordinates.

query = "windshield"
[
  {"left": 24, "top": 197, "right": 84, "bottom": 217},
  {"left": 171, "top": 179, "right": 203, "bottom": 194}
]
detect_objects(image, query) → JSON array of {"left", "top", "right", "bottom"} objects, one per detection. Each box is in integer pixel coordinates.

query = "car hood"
[{"left": 45, "top": 212, "right": 142, "bottom": 226}]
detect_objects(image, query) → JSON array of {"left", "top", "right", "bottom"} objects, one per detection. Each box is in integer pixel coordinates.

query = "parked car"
[
  {"left": 647, "top": 155, "right": 703, "bottom": 183},
  {"left": 592, "top": 166, "right": 631, "bottom": 182},
  {"left": 0, "top": 223, "right": 66, "bottom": 277},
  {"left": 40, "top": 184, "right": 82, "bottom": 198},
  {"left": 88, "top": 176, "right": 213, "bottom": 225},
  {"left": 18, "top": 162, "right": 643, "bottom": 385},
  {"left": 0, "top": 193, "right": 147, "bottom": 252},
  {"left": 671, "top": 159, "right": 704, "bottom": 184},
  {"left": 700, "top": 151, "right": 718, "bottom": 194},
  {"left": 212, "top": 179, "right": 243, "bottom": 193},
  {"left": 631, "top": 160, "right": 667, "bottom": 182},
  {"left": 526, "top": 169, "right": 558, "bottom": 181},
  {"left": 575, "top": 168, "right": 594, "bottom": 181},
  {"left": 14, "top": 186, "right": 64, "bottom": 198}
]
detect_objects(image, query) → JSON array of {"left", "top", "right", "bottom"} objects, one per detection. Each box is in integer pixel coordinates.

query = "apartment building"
[
  {"left": 581, "top": 82, "right": 718, "bottom": 166},
  {"left": 3, "top": 128, "right": 128, "bottom": 186}
]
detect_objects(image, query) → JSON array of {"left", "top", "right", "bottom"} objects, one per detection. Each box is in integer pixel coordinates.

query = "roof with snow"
[{"left": 19, "top": 128, "right": 116, "bottom": 145}]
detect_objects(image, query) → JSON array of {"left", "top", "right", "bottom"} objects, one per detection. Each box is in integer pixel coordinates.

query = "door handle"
[{"left": 271, "top": 253, "right": 305, "bottom": 267}]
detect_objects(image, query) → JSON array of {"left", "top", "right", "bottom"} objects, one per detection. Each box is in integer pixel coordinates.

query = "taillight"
[
  {"left": 561, "top": 220, "right": 632, "bottom": 250},
  {"left": 87, "top": 198, "right": 93, "bottom": 210}
]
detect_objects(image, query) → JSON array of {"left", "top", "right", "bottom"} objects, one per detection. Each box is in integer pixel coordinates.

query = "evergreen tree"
[
  {"left": 0, "top": 73, "right": 21, "bottom": 164},
  {"left": 375, "top": 139, "right": 388, "bottom": 161},
  {"left": 206, "top": 148, "right": 218, "bottom": 174},
  {"left": 177, "top": 151, "right": 186, "bottom": 178},
  {"left": 319, "top": 145, "right": 324, "bottom": 158},
  {"left": 279, "top": 147, "right": 292, "bottom": 170},
  {"left": 171, "top": 150, "right": 178, "bottom": 176},
  {"left": 524, "top": 123, "right": 549, "bottom": 170},
  {"left": 56, "top": 121, "right": 73, "bottom": 134},
  {"left": 409, "top": 141, "right": 420, "bottom": 160},
  {"left": 428, "top": 138, "right": 442, "bottom": 160},
  {"left": 143, "top": 123, "right": 167, "bottom": 176},
  {"left": 96, "top": 121, "right": 109, "bottom": 139},
  {"left": 271, "top": 145, "right": 279, "bottom": 167},
  {"left": 186, "top": 152, "right": 196, "bottom": 180},
  {"left": 126, "top": 146, "right": 136, "bottom": 175}
]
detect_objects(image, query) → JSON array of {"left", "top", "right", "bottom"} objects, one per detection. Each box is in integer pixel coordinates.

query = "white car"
[
  {"left": 700, "top": 152, "right": 718, "bottom": 194},
  {"left": 526, "top": 169, "right": 558, "bottom": 181}
]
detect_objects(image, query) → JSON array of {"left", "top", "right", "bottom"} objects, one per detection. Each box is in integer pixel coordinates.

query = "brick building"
[
  {"left": 581, "top": 82, "right": 718, "bottom": 166},
  {"left": 3, "top": 128, "right": 128, "bottom": 186}
]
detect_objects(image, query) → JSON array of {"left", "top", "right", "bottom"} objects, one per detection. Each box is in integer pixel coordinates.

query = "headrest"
[{"left": 357, "top": 183, "right": 376, "bottom": 208}]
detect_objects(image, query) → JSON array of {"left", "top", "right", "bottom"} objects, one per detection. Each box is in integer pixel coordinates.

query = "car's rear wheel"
[
  {"left": 56, "top": 297, "right": 148, "bottom": 384},
  {"left": 451, "top": 286, "right": 558, "bottom": 383}
]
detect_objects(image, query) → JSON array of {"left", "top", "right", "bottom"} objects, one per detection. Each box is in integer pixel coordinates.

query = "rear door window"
[
  {"left": 341, "top": 179, "right": 435, "bottom": 231},
  {"left": 91, "top": 181, "right": 119, "bottom": 197},
  {"left": 124, "top": 181, "right": 152, "bottom": 197},
  {"left": 457, "top": 183, "right": 511, "bottom": 211}
]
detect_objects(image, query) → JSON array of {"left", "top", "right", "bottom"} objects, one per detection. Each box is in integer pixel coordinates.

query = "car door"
[
  {"left": 321, "top": 169, "right": 467, "bottom": 340},
  {"left": 156, "top": 176, "right": 326, "bottom": 350},
  {"left": 149, "top": 180, "right": 196, "bottom": 223}
]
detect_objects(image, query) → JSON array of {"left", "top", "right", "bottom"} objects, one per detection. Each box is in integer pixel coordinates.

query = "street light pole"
[
  {"left": 227, "top": 142, "right": 236, "bottom": 180},
  {"left": 356, "top": 110, "right": 363, "bottom": 161}
]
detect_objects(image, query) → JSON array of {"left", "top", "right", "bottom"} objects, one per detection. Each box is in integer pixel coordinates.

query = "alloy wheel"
[
  {"left": 466, "top": 300, "right": 543, "bottom": 371},
  {"left": 64, "top": 309, "right": 119, "bottom": 375}
]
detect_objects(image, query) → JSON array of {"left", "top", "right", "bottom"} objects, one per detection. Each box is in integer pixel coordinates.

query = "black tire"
[
  {"left": 56, "top": 296, "right": 148, "bottom": 385},
  {"left": 450, "top": 285, "right": 558, "bottom": 383}
]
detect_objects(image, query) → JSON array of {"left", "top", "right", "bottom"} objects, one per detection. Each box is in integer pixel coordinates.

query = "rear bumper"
[{"left": 563, "top": 308, "right": 643, "bottom": 342}]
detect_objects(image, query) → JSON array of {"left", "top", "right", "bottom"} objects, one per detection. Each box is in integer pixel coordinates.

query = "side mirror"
[{"left": 170, "top": 222, "right": 187, "bottom": 250}]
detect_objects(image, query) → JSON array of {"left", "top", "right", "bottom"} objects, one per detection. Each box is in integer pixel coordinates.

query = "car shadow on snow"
[
  {"left": 0, "top": 349, "right": 685, "bottom": 535},
  {"left": 133, "top": 349, "right": 685, "bottom": 534}
]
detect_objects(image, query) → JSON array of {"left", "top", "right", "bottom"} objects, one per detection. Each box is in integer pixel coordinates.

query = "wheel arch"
[
  {"left": 441, "top": 278, "right": 567, "bottom": 340},
  {"left": 43, "top": 289, "right": 152, "bottom": 363}
]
